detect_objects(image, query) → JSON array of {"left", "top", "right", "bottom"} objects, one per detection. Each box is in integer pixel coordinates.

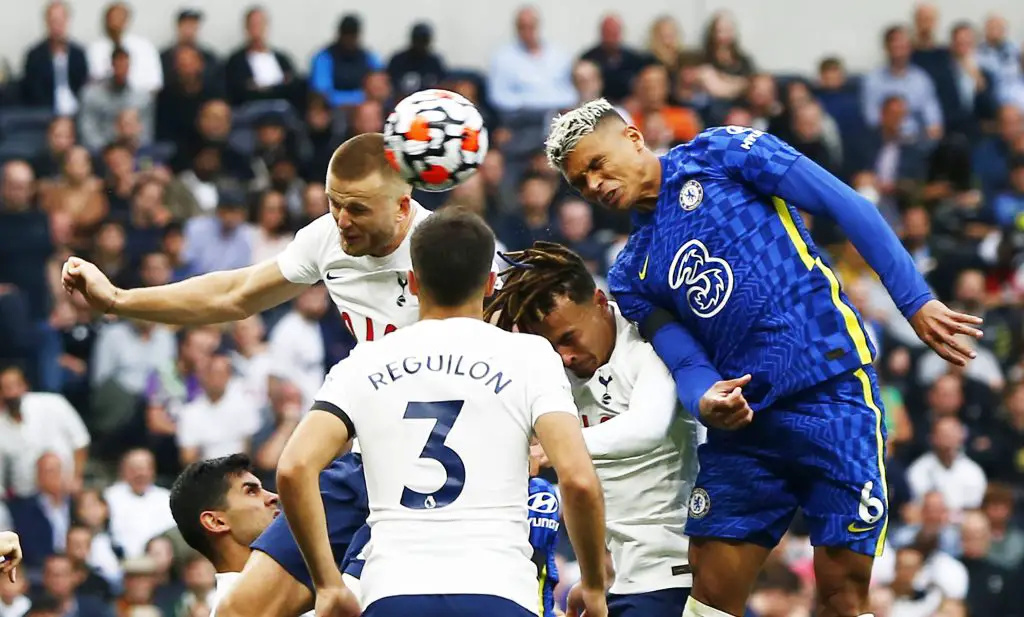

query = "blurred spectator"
[
  {"left": 362, "top": 70, "right": 394, "bottom": 110},
  {"left": 627, "top": 64, "right": 701, "bottom": 144},
  {"left": 230, "top": 316, "right": 271, "bottom": 405},
  {"left": 980, "top": 483, "right": 1024, "bottom": 570},
  {"left": 181, "top": 190, "right": 254, "bottom": 275},
  {"left": 387, "top": 23, "right": 446, "bottom": 98},
  {"left": 300, "top": 182, "right": 328, "bottom": 227},
  {"left": 345, "top": 100, "right": 384, "bottom": 139},
  {"left": 959, "top": 510, "right": 1019, "bottom": 616},
  {"left": 911, "top": 3, "right": 941, "bottom": 52},
  {"left": 115, "top": 557, "right": 158, "bottom": 617},
  {"left": 863, "top": 25, "right": 944, "bottom": 141},
  {"left": 36, "top": 554, "right": 114, "bottom": 617},
  {"left": 891, "top": 490, "right": 961, "bottom": 556},
  {"left": 557, "top": 199, "right": 605, "bottom": 273},
  {"left": 268, "top": 286, "right": 327, "bottom": 408},
  {"left": 744, "top": 74, "right": 783, "bottom": 132},
  {"left": 698, "top": 11, "right": 754, "bottom": 101},
  {"left": 66, "top": 525, "right": 113, "bottom": 601},
  {"left": 310, "top": 14, "right": 383, "bottom": 108},
  {"left": 159, "top": 10, "right": 218, "bottom": 82},
  {"left": 39, "top": 146, "right": 109, "bottom": 245},
  {"left": 489, "top": 6, "right": 576, "bottom": 114},
  {"left": 21, "top": 1, "right": 88, "bottom": 115},
  {"left": 671, "top": 52, "right": 713, "bottom": 121},
  {"left": 100, "top": 144, "right": 137, "bottom": 217},
  {"left": 103, "top": 449, "right": 175, "bottom": 559},
  {"left": 251, "top": 190, "right": 293, "bottom": 263},
  {"left": 301, "top": 95, "right": 342, "bottom": 183},
  {"left": 974, "top": 105, "right": 1023, "bottom": 201},
  {"left": 978, "top": 14, "right": 1022, "bottom": 99},
  {"left": 251, "top": 379, "right": 302, "bottom": 490},
  {"left": 156, "top": 46, "right": 225, "bottom": 149},
  {"left": 907, "top": 416, "right": 987, "bottom": 513},
  {"left": 647, "top": 16, "right": 684, "bottom": 77},
  {"left": 174, "top": 555, "right": 214, "bottom": 617},
  {"left": 79, "top": 47, "right": 154, "bottom": 152},
  {"left": 0, "top": 365, "right": 89, "bottom": 497},
  {"left": 88, "top": 221, "right": 129, "bottom": 285},
  {"left": 170, "top": 144, "right": 246, "bottom": 219},
  {"left": 787, "top": 101, "right": 840, "bottom": 176},
  {"left": 746, "top": 562, "right": 807, "bottom": 617},
  {"left": 90, "top": 315, "right": 176, "bottom": 404},
  {"left": 224, "top": 7, "right": 299, "bottom": 107},
  {"left": 7, "top": 453, "right": 72, "bottom": 571},
  {"left": 580, "top": 14, "right": 648, "bottom": 104},
  {"left": 918, "top": 22, "right": 997, "bottom": 140},
  {"left": 176, "top": 353, "right": 261, "bottom": 465},
  {"left": 86, "top": 2, "right": 162, "bottom": 94},
  {"left": 888, "top": 547, "right": 946, "bottom": 616},
  {"left": 0, "top": 564, "right": 30, "bottom": 617},
  {"left": 571, "top": 60, "right": 604, "bottom": 106},
  {"left": 494, "top": 172, "right": 560, "bottom": 250},
  {"left": 124, "top": 186, "right": 172, "bottom": 261},
  {"left": 31, "top": 117, "right": 77, "bottom": 181},
  {"left": 992, "top": 156, "right": 1024, "bottom": 227},
  {"left": 72, "top": 488, "right": 123, "bottom": 586},
  {"left": 144, "top": 536, "right": 184, "bottom": 615},
  {"left": 991, "top": 385, "right": 1024, "bottom": 487}
]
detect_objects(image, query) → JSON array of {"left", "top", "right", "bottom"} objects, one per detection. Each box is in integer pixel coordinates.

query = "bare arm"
[
  {"left": 277, "top": 409, "right": 351, "bottom": 591},
  {"left": 63, "top": 257, "right": 308, "bottom": 325},
  {"left": 534, "top": 411, "right": 606, "bottom": 594}
]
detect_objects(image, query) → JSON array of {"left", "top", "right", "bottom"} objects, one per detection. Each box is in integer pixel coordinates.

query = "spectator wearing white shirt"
[
  {"left": 489, "top": 6, "right": 576, "bottom": 114},
  {"left": 0, "top": 568, "right": 30, "bottom": 617},
  {"left": 0, "top": 366, "right": 89, "bottom": 497},
  {"left": 267, "top": 286, "right": 327, "bottom": 409},
  {"left": 977, "top": 14, "right": 1021, "bottom": 100},
  {"left": 224, "top": 7, "right": 299, "bottom": 107},
  {"left": 907, "top": 416, "right": 987, "bottom": 516},
  {"left": 887, "top": 547, "right": 958, "bottom": 617},
  {"left": 86, "top": 2, "right": 162, "bottom": 93},
  {"left": 229, "top": 316, "right": 272, "bottom": 406},
  {"left": 176, "top": 354, "right": 261, "bottom": 466},
  {"left": 103, "top": 449, "right": 176, "bottom": 559}
]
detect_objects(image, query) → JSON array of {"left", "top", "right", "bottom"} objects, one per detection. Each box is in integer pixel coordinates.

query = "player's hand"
[
  {"left": 699, "top": 375, "right": 754, "bottom": 430},
  {"left": 566, "top": 583, "right": 608, "bottom": 617},
  {"left": 529, "top": 442, "right": 550, "bottom": 476},
  {"left": 61, "top": 257, "right": 119, "bottom": 314},
  {"left": 0, "top": 532, "right": 23, "bottom": 582},
  {"left": 313, "top": 584, "right": 361, "bottom": 617},
  {"left": 909, "top": 299, "right": 983, "bottom": 367}
]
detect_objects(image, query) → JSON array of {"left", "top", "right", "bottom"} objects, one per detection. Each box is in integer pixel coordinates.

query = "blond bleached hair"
[{"left": 544, "top": 98, "right": 622, "bottom": 171}]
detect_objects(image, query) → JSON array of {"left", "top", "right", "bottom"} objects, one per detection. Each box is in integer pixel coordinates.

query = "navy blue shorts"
[
  {"left": 340, "top": 522, "right": 370, "bottom": 578},
  {"left": 364, "top": 595, "right": 535, "bottom": 617},
  {"left": 607, "top": 588, "right": 691, "bottom": 617},
  {"left": 250, "top": 453, "right": 369, "bottom": 590}
]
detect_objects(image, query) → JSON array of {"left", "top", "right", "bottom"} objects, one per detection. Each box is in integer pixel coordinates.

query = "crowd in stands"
[{"left": 1, "top": 1, "right": 1024, "bottom": 616}]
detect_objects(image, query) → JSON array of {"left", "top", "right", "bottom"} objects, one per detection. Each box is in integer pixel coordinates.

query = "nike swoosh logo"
[
  {"left": 639, "top": 255, "right": 649, "bottom": 280},
  {"left": 847, "top": 523, "right": 876, "bottom": 533},
  {"left": 325, "top": 271, "right": 342, "bottom": 281}
]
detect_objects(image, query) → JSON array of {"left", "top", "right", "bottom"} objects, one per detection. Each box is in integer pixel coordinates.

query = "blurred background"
[{"left": 0, "top": 1, "right": 1023, "bottom": 616}]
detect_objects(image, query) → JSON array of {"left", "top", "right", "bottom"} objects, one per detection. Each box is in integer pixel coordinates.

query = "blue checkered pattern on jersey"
[{"left": 609, "top": 127, "right": 876, "bottom": 411}]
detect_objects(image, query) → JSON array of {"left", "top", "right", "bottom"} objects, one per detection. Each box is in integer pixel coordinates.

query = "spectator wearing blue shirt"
[
  {"left": 309, "top": 14, "right": 383, "bottom": 109},
  {"left": 181, "top": 189, "right": 254, "bottom": 276},
  {"left": 863, "top": 25, "right": 944, "bottom": 141},
  {"left": 991, "top": 156, "right": 1024, "bottom": 227},
  {"left": 488, "top": 6, "right": 576, "bottom": 114}
]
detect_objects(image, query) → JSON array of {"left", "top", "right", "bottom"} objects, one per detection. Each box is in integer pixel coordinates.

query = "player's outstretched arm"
[
  {"left": 61, "top": 256, "right": 308, "bottom": 325},
  {"left": 534, "top": 412, "right": 607, "bottom": 613},
  {"left": 277, "top": 405, "right": 360, "bottom": 616},
  {"left": 773, "top": 155, "right": 983, "bottom": 365},
  {"left": 0, "top": 531, "right": 23, "bottom": 582}
]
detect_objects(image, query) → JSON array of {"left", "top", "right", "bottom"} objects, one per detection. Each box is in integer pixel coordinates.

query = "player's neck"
[
  {"left": 418, "top": 297, "right": 485, "bottom": 322},
  {"left": 212, "top": 543, "right": 253, "bottom": 575},
  {"left": 632, "top": 150, "right": 663, "bottom": 213}
]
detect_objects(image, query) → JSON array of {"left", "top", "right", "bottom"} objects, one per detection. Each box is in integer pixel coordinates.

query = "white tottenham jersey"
[
  {"left": 569, "top": 303, "right": 701, "bottom": 594},
  {"left": 313, "top": 318, "right": 578, "bottom": 613}
]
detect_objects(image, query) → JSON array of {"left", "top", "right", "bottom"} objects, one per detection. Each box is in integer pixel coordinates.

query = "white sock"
[{"left": 683, "top": 596, "right": 737, "bottom": 617}]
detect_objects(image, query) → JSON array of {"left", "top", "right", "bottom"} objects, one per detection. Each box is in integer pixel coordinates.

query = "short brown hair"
[
  {"left": 982, "top": 483, "right": 1015, "bottom": 509},
  {"left": 410, "top": 207, "right": 495, "bottom": 307},
  {"left": 328, "top": 132, "right": 404, "bottom": 185}
]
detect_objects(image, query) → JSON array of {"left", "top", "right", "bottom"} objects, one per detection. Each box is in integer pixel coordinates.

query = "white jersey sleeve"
[
  {"left": 582, "top": 345, "right": 677, "bottom": 459},
  {"left": 276, "top": 214, "right": 335, "bottom": 284},
  {"left": 311, "top": 358, "right": 360, "bottom": 439},
  {"left": 522, "top": 336, "right": 578, "bottom": 425}
]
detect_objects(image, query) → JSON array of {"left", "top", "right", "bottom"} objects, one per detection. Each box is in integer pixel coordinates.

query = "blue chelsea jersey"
[
  {"left": 609, "top": 126, "right": 932, "bottom": 411},
  {"left": 528, "top": 477, "right": 560, "bottom": 617}
]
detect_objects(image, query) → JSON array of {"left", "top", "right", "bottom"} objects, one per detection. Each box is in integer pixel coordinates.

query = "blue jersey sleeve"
[
  {"left": 688, "top": 126, "right": 803, "bottom": 196},
  {"left": 775, "top": 156, "right": 934, "bottom": 320}
]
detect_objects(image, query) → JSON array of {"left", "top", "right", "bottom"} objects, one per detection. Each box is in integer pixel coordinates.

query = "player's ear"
[
  {"left": 396, "top": 193, "right": 411, "bottom": 221},
  {"left": 407, "top": 271, "right": 419, "bottom": 297},
  {"left": 593, "top": 289, "right": 608, "bottom": 309},
  {"left": 625, "top": 125, "right": 645, "bottom": 152},
  {"left": 199, "top": 510, "right": 229, "bottom": 535}
]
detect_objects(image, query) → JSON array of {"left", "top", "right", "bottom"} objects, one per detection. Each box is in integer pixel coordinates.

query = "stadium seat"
[
  {"left": 0, "top": 106, "right": 54, "bottom": 140},
  {"left": 0, "top": 136, "right": 41, "bottom": 164},
  {"left": 232, "top": 99, "right": 300, "bottom": 131}
]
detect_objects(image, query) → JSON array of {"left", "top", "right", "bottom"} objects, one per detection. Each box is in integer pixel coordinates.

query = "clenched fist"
[{"left": 61, "top": 257, "right": 119, "bottom": 314}]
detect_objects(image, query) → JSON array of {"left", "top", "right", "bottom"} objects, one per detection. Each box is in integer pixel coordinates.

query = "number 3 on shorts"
[{"left": 400, "top": 400, "right": 466, "bottom": 510}]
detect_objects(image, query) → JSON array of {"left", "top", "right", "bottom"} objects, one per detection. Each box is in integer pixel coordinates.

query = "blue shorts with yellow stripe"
[{"left": 685, "top": 365, "right": 888, "bottom": 557}]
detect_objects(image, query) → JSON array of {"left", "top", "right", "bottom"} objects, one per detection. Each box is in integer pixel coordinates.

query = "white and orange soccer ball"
[{"left": 383, "top": 89, "right": 489, "bottom": 192}]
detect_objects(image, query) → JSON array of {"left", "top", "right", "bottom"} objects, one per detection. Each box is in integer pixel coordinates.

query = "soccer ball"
[{"left": 383, "top": 89, "right": 489, "bottom": 192}]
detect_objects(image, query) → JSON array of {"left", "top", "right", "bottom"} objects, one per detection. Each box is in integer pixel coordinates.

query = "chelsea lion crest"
[
  {"left": 679, "top": 179, "right": 703, "bottom": 211},
  {"left": 688, "top": 488, "right": 710, "bottom": 519}
]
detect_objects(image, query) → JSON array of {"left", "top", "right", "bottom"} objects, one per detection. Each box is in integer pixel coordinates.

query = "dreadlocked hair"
[{"left": 485, "top": 241, "right": 596, "bottom": 333}]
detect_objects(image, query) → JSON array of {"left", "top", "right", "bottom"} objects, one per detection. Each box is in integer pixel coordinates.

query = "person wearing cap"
[
  {"left": 181, "top": 188, "right": 254, "bottom": 276},
  {"left": 387, "top": 22, "right": 447, "bottom": 98},
  {"left": 309, "top": 13, "right": 384, "bottom": 108},
  {"left": 160, "top": 9, "right": 218, "bottom": 81}
]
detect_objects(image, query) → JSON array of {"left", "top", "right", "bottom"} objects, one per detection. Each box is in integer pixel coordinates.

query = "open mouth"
[{"left": 603, "top": 188, "right": 619, "bottom": 207}]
